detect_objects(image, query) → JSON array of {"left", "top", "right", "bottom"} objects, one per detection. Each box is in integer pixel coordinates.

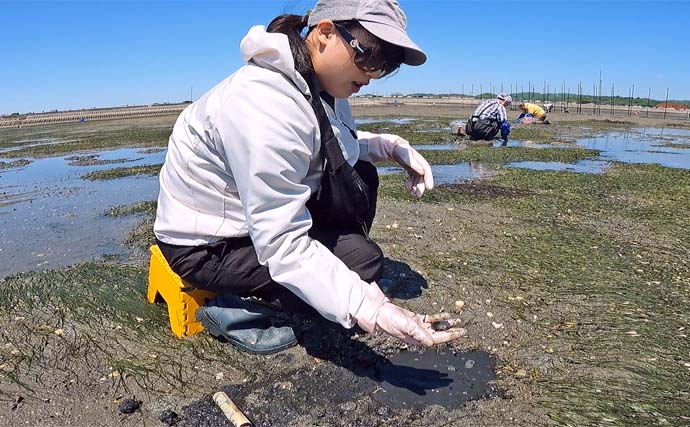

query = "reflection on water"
[
  {"left": 354, "top": 117, "right": 416, "bottom": 125},
  {"left": 573, "top": 127, "right": 690, "bottom": 169},
  {"left": 510, "top": 160, "right": 611, "bottom": 174},
  {"left": 378, "top": 161, "right": 499, "bottom": 185},
  {"left": 0, "top": 147, "right": 165, "bottom": 276},
  {"left": 0, "top": 138, "right": 80, "bottom": 154}
]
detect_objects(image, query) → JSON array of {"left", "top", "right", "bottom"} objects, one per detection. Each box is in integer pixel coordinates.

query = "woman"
[
  {"left": 154, "top": 0, "right": 464, "bottom": 353},
  {"left": 517, "top": 102, "right": 549, "bottom": 123}
]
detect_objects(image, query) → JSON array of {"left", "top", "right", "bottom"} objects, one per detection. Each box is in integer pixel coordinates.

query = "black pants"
[{"left": 157, "top": 161, "right": 384, "bottom": 313}]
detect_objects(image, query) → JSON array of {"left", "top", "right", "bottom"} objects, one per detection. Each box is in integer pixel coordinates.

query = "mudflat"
[{"left": 1, "top": 106, "right": 689, "bottom": 426}]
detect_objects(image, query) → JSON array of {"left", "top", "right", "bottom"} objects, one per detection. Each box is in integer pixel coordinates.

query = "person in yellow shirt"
[{"left": 518, "top": 102, "right": 549, "bottom": 123}]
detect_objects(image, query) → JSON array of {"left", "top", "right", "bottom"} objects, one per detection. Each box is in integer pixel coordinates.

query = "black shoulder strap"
[{"left": 305, "top": 74, "right": 348, "bottom": 171}]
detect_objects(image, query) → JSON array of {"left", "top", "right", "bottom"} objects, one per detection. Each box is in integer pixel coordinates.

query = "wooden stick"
[{"left": 213, "top": 392, "right": 252, "bottom": 427}]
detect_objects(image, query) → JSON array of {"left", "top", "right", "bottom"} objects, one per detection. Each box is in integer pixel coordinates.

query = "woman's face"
[{"left": 308, "top": 20, "right": 382, "bottom": 98}]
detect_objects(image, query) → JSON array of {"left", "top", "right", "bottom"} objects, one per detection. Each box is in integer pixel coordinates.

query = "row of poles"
[{"left": 458, "top": 77, "right": 682, "bottom": 120}]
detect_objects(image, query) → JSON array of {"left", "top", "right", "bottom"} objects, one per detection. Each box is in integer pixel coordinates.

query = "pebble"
[
  {"left": 117, "top": 398, "right": 142, "bottom": 414},
  {"left": 339, "top": 401, "right": 357, "bottom": 412},
  {"left": 159, "top": 409, "right": 180, "bottom": 426},
  {"left": 464, "top": 360, "right": 475, "bottom": 369},
  {"left": 515, "top": 369, "right": 528, "bottom": 378}
]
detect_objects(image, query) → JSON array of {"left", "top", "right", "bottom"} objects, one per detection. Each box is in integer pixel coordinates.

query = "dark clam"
[{"left": 431, "top": 320, "right": 451, "bottom": 331}]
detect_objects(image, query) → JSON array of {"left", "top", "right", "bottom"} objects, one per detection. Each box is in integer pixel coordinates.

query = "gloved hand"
[
  {"left": 359, "top": 131, "right": 434, "bottom": 198},
  {"left": 353, "top": 282, "right": 466, "bottom": 346}
]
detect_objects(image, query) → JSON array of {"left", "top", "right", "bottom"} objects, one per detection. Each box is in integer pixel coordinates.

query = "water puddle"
[
  {"left": 413, "top": 143, "right": 464, "bottom": 151},
  {"left": 378, "top": 162, "right": 499, "bottom": 185},
  {"left": 0, "top": 147, "right": 165, "bottom": 276},
  {"left": 510, "top": 160, "right": 611, "bottom": 174},
  {"left": 355, "top": 117, "right": 416, "bottom": 125},
  {"left": 372, "top": 349, "right": 498, "bottom": 410},
  {"left": 573, "top": 127, "right": 690, "bottom": 169},
  {"left": 0, "top": 138, "right": 80, "bottom": 154}
]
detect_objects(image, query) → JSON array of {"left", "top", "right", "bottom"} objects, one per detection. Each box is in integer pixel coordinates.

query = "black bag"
[
  {"left": 466, "top": 101, "right": 500, "bottom": 140},
  {"left": 304, "top": 74, "right": 371, "bottom": 234},
  {"left": 466, "top": 115, "right": 499, "bottom": 140}
]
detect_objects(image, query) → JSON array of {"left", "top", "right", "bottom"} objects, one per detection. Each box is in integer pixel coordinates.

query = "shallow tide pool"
[{"left": 0, "top": 147, "right": 165, "bottom": 276}]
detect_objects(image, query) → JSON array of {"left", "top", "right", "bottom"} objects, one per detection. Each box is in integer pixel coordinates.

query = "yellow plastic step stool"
[{"left": 147, "top": 245, "right": 216, "bottom": 338}]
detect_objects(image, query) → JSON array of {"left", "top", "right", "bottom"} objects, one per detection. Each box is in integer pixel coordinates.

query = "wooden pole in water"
[
  {"left": 611, "top": 83, "right": 615, "bottom": 116},
  {"left": 630, "top": 84, "right": 635, "bottom": 116},
  {"left": 662, "top": 88, "right": 669, "bottom": 118},
  {"left": 647, "top": 87, "right": 651, "bottom": 118},
  {"left": 597, "top": 70, "right": 601, "bottom": 116}
]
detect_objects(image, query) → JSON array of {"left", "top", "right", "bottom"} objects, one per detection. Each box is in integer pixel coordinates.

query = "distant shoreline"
[{"left": 3, "top": 97, "right": 689, "bottom": 128}]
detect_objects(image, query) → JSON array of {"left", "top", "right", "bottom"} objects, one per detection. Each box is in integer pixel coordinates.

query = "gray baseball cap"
[{"left": 307, "top": 0, "right": 427, "bottom": 66}]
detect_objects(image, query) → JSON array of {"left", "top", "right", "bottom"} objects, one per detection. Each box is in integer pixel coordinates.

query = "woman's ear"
[{"left": 313, "top": 20, "right": 337, "bottom": 49}]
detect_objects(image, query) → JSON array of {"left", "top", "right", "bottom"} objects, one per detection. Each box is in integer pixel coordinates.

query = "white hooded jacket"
[{"left": 154, "top": 26, "right": 380, "bottom": 328}]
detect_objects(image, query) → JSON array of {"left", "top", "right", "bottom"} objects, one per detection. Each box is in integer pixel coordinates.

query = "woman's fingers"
[
  {"left": 424, "top": 312, "right": 451, "bottom": 323},
  {"left": 429, "top": 328, "right": 467, "bottom": 345}
]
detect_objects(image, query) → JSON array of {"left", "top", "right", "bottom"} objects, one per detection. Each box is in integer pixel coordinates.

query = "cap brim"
[{"left": 359, "top": 21, "right": 427, "bottom": 66}]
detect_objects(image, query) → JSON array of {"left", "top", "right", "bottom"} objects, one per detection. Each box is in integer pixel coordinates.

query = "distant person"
[
  {"left": 466, "top": 93, "right": 512, "bottom": 145},
  {"left": 517, "top": 102, "right": 549, "bottom": 123},
  {"left": 543, "top": 102, "right": 554, "bottom": 113},
  {"left": 153, "top": 0, "right": 464, "bottom": 354}
]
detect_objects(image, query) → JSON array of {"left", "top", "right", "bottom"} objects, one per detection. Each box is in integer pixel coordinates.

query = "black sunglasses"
[{"left": 334, "top": 23, "right": 393, "bottom": 75}]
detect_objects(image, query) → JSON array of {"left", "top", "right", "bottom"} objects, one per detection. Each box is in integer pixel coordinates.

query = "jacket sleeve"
[
  {"left": 498, "top": 106, "right": 508, "bottom": 123},
  {"left": 212, "top": 77, "right": 369, "bottom": 328}
]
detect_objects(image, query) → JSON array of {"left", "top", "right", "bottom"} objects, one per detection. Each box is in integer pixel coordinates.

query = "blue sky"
[{"left": 1, "top": 0, "right": 688, "bottom": 114}]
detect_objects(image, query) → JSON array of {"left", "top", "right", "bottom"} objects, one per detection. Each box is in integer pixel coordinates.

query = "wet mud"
[
  {"left": 182, "top": 332, "right": 499, "bottom": 426},
  {"left": 374, "top": 349, "right": 498, "bottom": 411}
]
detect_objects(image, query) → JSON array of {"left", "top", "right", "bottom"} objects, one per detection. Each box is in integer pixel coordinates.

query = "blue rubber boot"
[
  {"left": 500, "top": 121, "right": 511, "bottom": 144},
  {"left": 196, "top": 294, "right": 297, "bottom": 355}
]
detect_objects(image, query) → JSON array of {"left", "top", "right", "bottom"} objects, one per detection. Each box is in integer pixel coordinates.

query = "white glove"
[
  {"left": 360, "top": 131, "right": 434, "bottom": 198},
  {"left": 353, "top": 283, "right": 466, "bottom": 346}
]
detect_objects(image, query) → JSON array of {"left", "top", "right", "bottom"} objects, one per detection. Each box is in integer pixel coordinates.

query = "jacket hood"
[{"left": 240, "top": 25, "right": 309, "bottom": 95}]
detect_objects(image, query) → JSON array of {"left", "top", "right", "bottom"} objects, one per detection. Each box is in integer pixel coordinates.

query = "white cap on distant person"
[
  {"left": 497, "top": 93, "right": 513, "bottom": 106},
  {"left": 307, "top": 0, "right": 427, "bottom": 66}
]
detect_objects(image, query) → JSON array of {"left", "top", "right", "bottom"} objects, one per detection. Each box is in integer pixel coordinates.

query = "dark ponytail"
[{"left": 267, "top": 14, "right": 313, "bottom": 78}]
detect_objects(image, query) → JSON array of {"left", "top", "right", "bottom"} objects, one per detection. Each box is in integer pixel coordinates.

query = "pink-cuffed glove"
[
  {"left": 353, "top": 283, "right": 466, "bottom": 346},
  {"left": 359, "top": 131, "right": 434, "bottom": 198}
]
